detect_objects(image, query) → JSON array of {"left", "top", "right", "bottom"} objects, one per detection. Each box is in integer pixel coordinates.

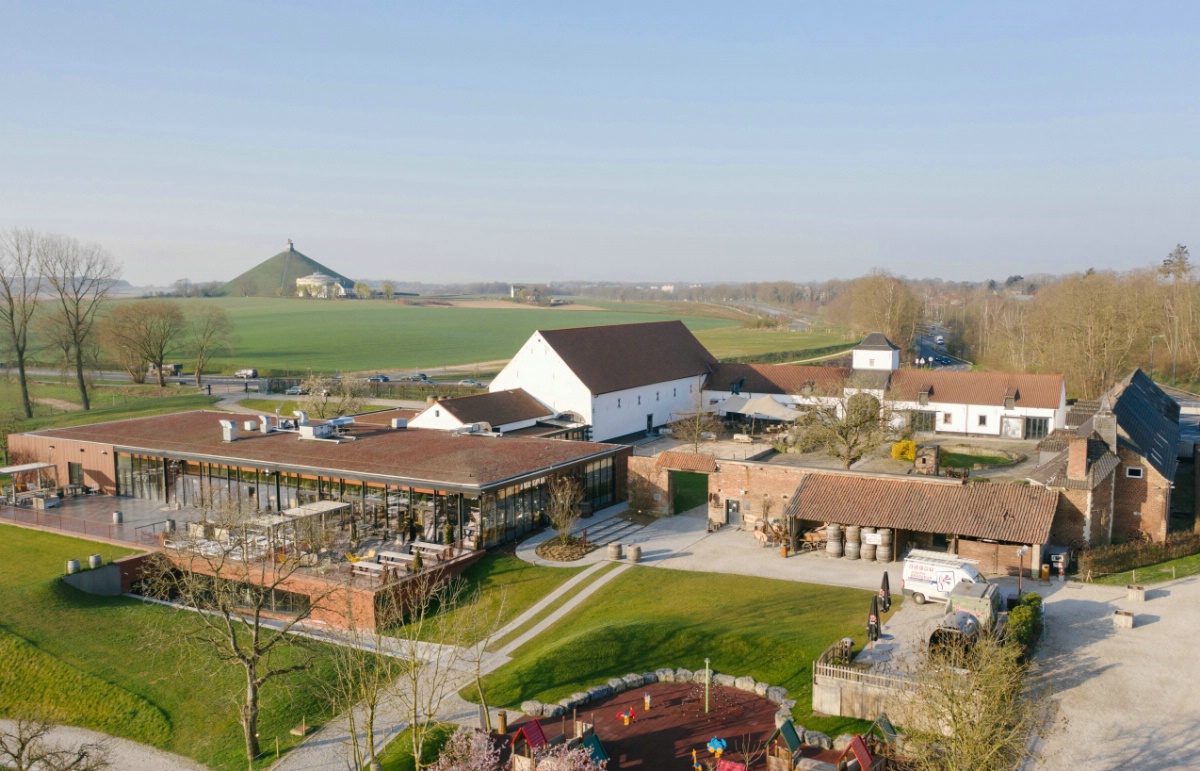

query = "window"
[
  {"left": 978, "top": 415, "right": 988, "bottom": 427},
  {"left": 911, "top": 411, "right": 935, "bottom": 431},
  {"left": 943, "top": 413, "right": 953, "bottom": 425},
  {"left": 1024, "top": 417, "right": 1049, "bottom": 440},
  {"left": 617, "top": 398, "right": 621, "bottom": 408},
  {"left": 68, "top": 462, "right": 84, "bottom": 486},
  {"left": 1004, "top": 396, "right": 1016, "bottom": 409},
  {"left": 637, "top": 395, "right": 641, "bottom": 406},
  {"left": 656, "top": 392, "right": 660, "bottom": 401},
  {"left": 673, "top": 388, "right": 677, "bottom": 397},
  {"left": 434, "top": 409, "right": 440, "bottom": 417},
  {"left": 1126, "top": 466, "right": 1144, "bottom": 479}
]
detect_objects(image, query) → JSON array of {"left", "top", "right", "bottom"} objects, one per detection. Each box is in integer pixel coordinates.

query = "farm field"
[
  {"left": 470, "top": 566, "right": 879, "bottom": 737},
  {"left": 0, "top": 526, "right": 347, "bottom": 771},
  {"left": 693, "top": 325, "right": 856, "bottom": 360},
  {"left": 169, "top": 298, "right": 738, "bottom": 375}
]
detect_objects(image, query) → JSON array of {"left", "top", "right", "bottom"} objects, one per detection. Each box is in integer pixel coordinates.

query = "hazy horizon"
[{"left": 3, "top": 2, "right": 1196, "bottom": 286}]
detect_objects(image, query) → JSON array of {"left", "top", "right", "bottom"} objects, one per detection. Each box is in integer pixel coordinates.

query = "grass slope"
[
  {"left": 473, "top": 566, "right": 880, "bottom": 736},
  {"left": 223, "top": 249, "right": 352, "bottom": 297},
  {"left": 391, "top": 552, "right": 585, "bottom": 645},
  {"left": 0, "top": 526, "right": 347, "bottom": 771},
  {"left": 16, "top": 395, "right": 219, "bottom": 432}
]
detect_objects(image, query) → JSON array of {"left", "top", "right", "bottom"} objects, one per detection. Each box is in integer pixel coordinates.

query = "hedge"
[{"left": 1077, "top": 532, "right": 1200, "bottom": 576}]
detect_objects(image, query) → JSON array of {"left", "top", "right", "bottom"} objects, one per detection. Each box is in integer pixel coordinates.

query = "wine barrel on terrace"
[
  {"left": 878, "top": 528, "right": 894, "bottom": 562},
  {"left": 861, "top": 527, "right": 877, "bottom": 561},
  {"left": 844, "top": 525, "right": 861, "bottom": 560},
  {"left": 826, "top": 524, "right": 843, "bottom": 557}
]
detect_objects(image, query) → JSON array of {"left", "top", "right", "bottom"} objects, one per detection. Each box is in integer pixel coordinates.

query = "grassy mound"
[{"left": 0, "top": 627, "right": 170, "bottom": 744}]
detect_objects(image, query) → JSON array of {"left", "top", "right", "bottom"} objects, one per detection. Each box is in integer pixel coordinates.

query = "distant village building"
[{"left": 295, "top": 272, "right": 352, "bottom": 298}]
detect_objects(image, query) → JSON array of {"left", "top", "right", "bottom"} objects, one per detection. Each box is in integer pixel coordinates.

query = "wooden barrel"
[
  {"left": 861, "top": 527, "right": 877, "bottom": 561},
  {"left": 844, "top": 525, "right": 861, "bottom": 560},
  {"left": 878, "top": 528, "right": 894, "bottom": 562},
  {"left": 826, "top": 524, "right": 843, "bottom": 558}
]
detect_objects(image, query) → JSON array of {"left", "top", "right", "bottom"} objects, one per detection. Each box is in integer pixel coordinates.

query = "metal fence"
[{"left": 0, "top": 505, "right": 160, "bottom": 546}]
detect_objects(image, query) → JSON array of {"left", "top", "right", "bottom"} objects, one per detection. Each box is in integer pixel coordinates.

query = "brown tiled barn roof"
[
  {"left": 707, "top": 363, "right": 851, "bottom": 395},
  {"left": 540, "top": 321, "right": 715, "bottom": 395},
  {"left": 433, "top": 389, "right": 552, "bottom": 427},
  {"left": 887, "top": 370, "right": 1064, "bottom": 409},
  {"left": 782, "top": 472, "right": 1058, "bottom": 544},
  {"left": 655, "top": 451, "right": 718, "bottom": 473}
]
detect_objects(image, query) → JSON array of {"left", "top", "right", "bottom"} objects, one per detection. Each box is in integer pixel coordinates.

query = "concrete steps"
[{"left": 572, "top": 515, "right": 644, "bottom": 546}]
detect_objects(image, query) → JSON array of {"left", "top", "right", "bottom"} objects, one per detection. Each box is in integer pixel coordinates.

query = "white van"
[{"left": 902, "top": 549, "right": 985, "bottom": 605}]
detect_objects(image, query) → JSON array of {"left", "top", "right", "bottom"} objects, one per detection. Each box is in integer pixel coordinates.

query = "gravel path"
[{"left": 0, "top": 720, "right": 209, "bottom": 771}]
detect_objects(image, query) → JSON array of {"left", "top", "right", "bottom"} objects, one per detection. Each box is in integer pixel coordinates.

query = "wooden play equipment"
[{"left": 764, "top": 719, "right": 803, "bottom": 770}]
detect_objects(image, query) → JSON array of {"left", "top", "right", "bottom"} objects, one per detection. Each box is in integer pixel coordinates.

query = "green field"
[
  {"left": 693, "top": 326, "right": 855, "bottom": 360},
  {"left": 471, "top": 566, "right": 884, "bottom": 736},
  {"left": 0, "top": 526, "right": 347, "bottom": 770},
  {"left": 167, "top": 298, "right": 737, "bottom": 375}
]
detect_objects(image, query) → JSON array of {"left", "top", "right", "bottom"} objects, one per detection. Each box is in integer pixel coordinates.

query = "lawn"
[
  {"left": 237, "top": 398, "right": 394, "bottom": 415},
  {"left": 471, "top": 567, "right": 881, "bottom": 736},
  {"left": 377, "top": 724, "right": 455, "bottom": 771},
  {"left": 693, "top": 326, "right": 856, "bottom": 361},
  {"left": 391, "top": 552, "right": 586, "bottom": 645},
  {"left": 940, "top": 451, "right": 1013, "bottom": 469},
  {"left": 0, "top": 525, "right": 348, "bottom": 771},
  {"left": 165, "top": 298, "right": 738, "bottom": 376},
  {"left": 1093, "top": 550, "right": 1200, "bottom": 586},
  {"left": 671, "top": 471, "right": 709, "bottom": 513}
]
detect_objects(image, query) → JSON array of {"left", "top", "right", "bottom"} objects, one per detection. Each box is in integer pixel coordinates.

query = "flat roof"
[{"left": 22, "top": 411, "right": 624, "bottom": 493}]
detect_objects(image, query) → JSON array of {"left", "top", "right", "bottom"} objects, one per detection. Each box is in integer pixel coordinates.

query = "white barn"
[{"left": 489, "top": 321, "right": 716, "bottom": 442}]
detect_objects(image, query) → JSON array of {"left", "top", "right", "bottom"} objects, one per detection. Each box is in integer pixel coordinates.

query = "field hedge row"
[
  {"left": 721, "top": 342, "right": 856, "bottom": 364},
  {"left": 1077, "top": 533, "right": 1200, "bottom": 576}
]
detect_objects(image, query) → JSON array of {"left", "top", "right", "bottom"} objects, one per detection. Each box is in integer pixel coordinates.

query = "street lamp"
[
  {"left": 1150, "top": 335, "right": 1165, "bottom": 380},
  {"left": 1016, "top": 546, "right": 1029, "bottom": 597}
]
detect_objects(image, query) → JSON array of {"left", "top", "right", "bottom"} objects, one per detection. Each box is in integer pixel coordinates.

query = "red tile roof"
[
  {"left": 656, "top": 451, "right": 718, "bottom": 473},
  {"left": 24, "top": 411, "right": 621, "bottom": 491},
  {"left": 782, "top": 472, "right": 1058, "bottom": 544},
  {"left": 432, "top": 389, "right": 553, "bottom": 427},
  {"left": 540, "top": 321, "right": 716, "bottom": 395},
  {"left": 887, "top": 370, "right": 1064, "bottom": 409},
  {"left": 707, "top": 363, "right": 851, "bottom": 395}
]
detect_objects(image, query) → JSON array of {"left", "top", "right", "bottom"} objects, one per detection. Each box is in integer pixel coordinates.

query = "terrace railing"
[
  {"left": 0, "top": 504, "right": 159, "bottom": 546},
  {"left": 813, "top": 642, "right": 917, "bottom": 692}
]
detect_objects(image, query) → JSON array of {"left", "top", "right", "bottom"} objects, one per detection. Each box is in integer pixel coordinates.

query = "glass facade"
[{"left": 114, "top": 450, "right": 621, "bottom": 549}]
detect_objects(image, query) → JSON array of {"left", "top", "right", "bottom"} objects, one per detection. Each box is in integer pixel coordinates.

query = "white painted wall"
[
  {"left": 852, "top": 348, "right": 899, "bottom": 371},
  {"left": 408, "top": 405, "right": 466, "bottom": 431},
  {"left": 591, "top": 375, "right": 706, "bottom": 441},
  {"left": 489, "top": 332, "right": 594, "bottom": 425}
]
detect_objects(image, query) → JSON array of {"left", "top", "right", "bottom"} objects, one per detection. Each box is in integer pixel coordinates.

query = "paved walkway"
[{"left": 0, "top": 720, "right": 208, "bottom": 771}]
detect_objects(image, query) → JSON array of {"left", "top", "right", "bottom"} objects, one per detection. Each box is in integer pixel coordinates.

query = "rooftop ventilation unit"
[
  {"left": 295, "top": 410, "right": 309, "bottom": 426},
  {"left": 242, "top": 420, "right": 257, "bottom": 432},
  {"left": 258, "top": 415, "right": 274, "bottom": 434},
  {"left": 219, "top": 420, "right": 238, "bottom": 442}
]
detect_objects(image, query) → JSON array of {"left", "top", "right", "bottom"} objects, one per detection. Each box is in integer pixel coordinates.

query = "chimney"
[
  {"left": 1093, "top": 396, "right": 1118, "bottom": 453},
  {"left": 1067, "top": 437, "right": 1089, "bottom": 481}
]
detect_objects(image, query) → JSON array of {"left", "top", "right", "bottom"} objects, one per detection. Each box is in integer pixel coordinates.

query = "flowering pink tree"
[
  {"left": 533, "top": 743, "right": 606, "bottom": 770},
  {"left": 429, "top": 728, "right": 502, "bottom": 771}
]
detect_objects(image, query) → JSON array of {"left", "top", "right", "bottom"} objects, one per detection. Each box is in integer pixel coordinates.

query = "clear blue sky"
[{"left": 1, "top": 2, "right": 1196, "bottom": 286}]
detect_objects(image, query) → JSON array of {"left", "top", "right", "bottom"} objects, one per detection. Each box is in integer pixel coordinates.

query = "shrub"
[
  {"left": 891, "top": 440, "right": 916, "bottom": 461},
  {"left": 1007, "top": 605, "right": 1038, "bottom": 651},
  {"left": 1076, "top": 533, "right": 1200, "bottom": 576}
]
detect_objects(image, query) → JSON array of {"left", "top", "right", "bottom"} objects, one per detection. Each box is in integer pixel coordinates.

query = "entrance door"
[
  {"left": 725, "top": 498, "right": 741, "bottom": 525},
  {"left": 646, "top": 413, "right": 654, "bottom": 435}
]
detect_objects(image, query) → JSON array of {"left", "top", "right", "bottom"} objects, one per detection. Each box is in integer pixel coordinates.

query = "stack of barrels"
[{"left": 823, "top": 524, "right": 894, "bottom": 562}]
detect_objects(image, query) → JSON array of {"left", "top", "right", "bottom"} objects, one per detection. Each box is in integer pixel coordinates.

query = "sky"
[{"left": 1, "top": 2, "right": 1197, "bottom": 286}]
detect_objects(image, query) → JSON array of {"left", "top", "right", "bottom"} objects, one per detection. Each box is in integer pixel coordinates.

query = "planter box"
[
  {"left": 1127, "top": 585, "right": 1146, "bottom": 602},
  {"left": 1113, "top": 610, "right": 1135, "bottom": 629}
]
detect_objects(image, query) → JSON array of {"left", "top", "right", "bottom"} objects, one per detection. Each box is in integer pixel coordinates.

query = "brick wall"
[
  {"left": 1113, "top": 447, "right": 1171, "bottom": 542},
  {"left": 708, "top": 461, "right": 806, "bottom": 525},
  {"left": 1050, "top": 489, "right": 1087, "bottom": 545},
  {"left": 956, "top": 538, "right": 1029, "bottom": 577},
  {"left": 627, "top": 455, "right": 670, "bottom": 516}
]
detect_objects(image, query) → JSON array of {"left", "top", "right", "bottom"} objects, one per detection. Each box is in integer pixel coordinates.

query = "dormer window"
[
  {"left": 919, "top": 388, "right": 930, "bottom": 406},
  {"left": 1004, "top": 388, "right": 1018, "bottom": 410},
  {"left": 802, "top": 383, "right": 814, "bottom": 396}
]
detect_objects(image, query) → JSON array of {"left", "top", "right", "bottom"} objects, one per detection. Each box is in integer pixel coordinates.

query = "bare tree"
[
  {"left": 0, "top": 228, "right": 42, "bottom": 418},
  {"left": 546, "top": 475, "right": 583, "bottom": 546},
  {"left": 390, "top": 573, "right": 475, "bottom": 771},
  {"left": 0, "top": 719, "right": 109, "bottom": 771},
  {"left": 188, "top": 305, "right": 235, "bottom": 386},
  {"left": 141, "top": 500, "right": 335, "bottom": 768},
  {"left": 668, "top": 391, "right": 723, "bottom": 454},
  {"left": 173, "top": 278, "right": 194, "bottom": 298},
  {"left": 354, "top": 282, "right": 372, "bottom": 299},
  {"left": 899, "top": 635, "right": 1050, "bottom": 771},
  {"left": 38, "top": 235, "right": 122, "bottom": 410},
  {"left": 324, "top": 593, "right": 409, "bottom": 771},
  {"left": 101, "top": 299, "right": 186, "bottom": 387},
  {"left": 297, "top": 376, "right": 366, "bottom": 419},
  {"left": 792, "top": 384, "right": 897, "bottom": 469},
  {"left": 381, "top": 281, "right": 395, "bottom": 300},
  {"left": 98, "top": 317, "right": 147, "bottom": 384}
]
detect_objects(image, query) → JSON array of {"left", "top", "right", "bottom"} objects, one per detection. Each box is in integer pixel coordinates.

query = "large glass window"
[{"left": 1024, "top": 417, "right": 1049, "bottom": 440}]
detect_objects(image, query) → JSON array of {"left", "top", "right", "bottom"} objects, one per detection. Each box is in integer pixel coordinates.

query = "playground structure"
[{"left": 509, "top": 715, "right": 609, "bottom": 770}]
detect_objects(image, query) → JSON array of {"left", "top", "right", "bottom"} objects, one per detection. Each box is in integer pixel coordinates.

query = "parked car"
[
  {"left": 459, "top": 379, "right": 484, "bottom": 387},
  {"left": 285, "top": 385, "right": 308, "bottom": 395},
  {"left": 234, "top": 368, "right": 258, "bottom": 379},
  {"left": 402, "top": 373, "right": 429, "bottom": 381},
  {"left": 366, "top": 374, "right": 390, "bottom": 383}
]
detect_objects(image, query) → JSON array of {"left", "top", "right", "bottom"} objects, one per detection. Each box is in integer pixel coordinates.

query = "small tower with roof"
[{"left": 851, "top": 332, "right": 901, "bottom": 372}]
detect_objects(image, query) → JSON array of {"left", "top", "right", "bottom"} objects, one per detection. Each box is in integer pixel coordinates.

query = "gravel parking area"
[{"left": 1028, "top": 575, "right": 1200, "bottom": 770}]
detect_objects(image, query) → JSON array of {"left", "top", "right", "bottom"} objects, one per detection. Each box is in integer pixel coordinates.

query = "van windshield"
[{"left": 962, "top": 565, "right": 984, "bottom": 582}]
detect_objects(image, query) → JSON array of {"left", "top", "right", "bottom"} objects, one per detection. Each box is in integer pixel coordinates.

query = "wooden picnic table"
[
  {"left": 350, "top": 561, "right": 384, "bottom": 577},
  {"left": 378, "top": 550, "right": 417, "bottom": 564}
]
